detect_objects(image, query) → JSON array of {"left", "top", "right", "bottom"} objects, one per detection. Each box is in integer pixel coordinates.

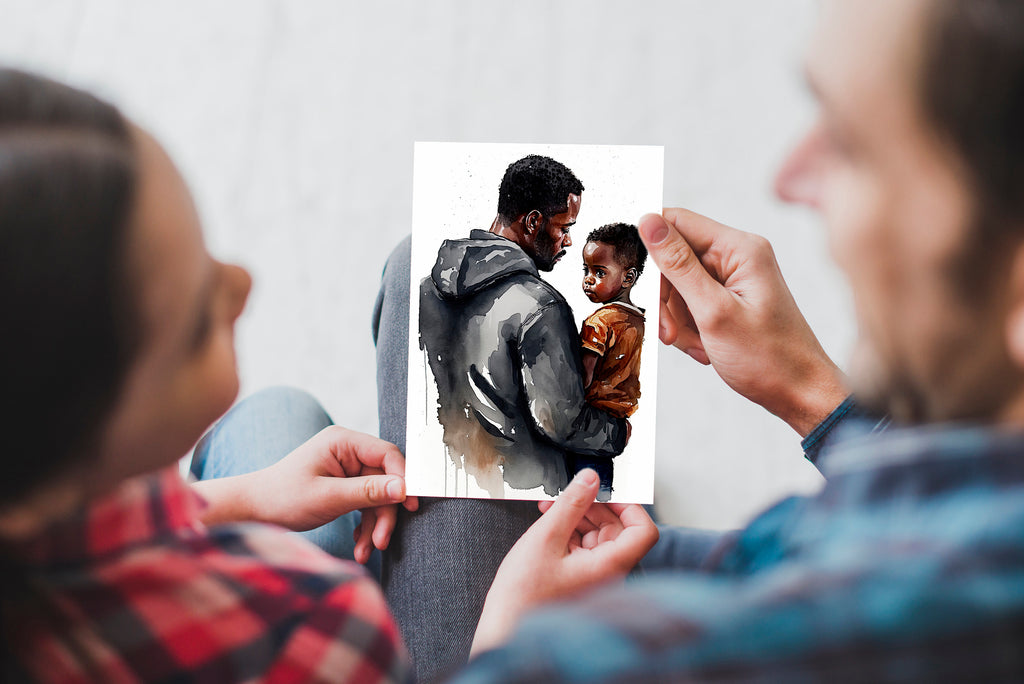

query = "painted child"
[{"left": 569, "top": 222, "right": 648, "bottom": 501}]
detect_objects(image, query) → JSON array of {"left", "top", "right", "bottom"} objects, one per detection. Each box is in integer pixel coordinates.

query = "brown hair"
[
  {"left": 922, "top": 1, "right": 1024, "bottom": 229},
  {"left": 0, "top": 68, "right": 144, "bottom": 682},
  {"left": 0, "top": 69, "right": 140, "bottom": 506}
]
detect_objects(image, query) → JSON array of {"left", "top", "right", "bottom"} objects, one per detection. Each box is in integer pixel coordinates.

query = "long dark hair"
[
  {"left": 0, "top": 69, "right": 141, "bottom": 505},
  {"left": 0, "top": 68, "right": 141, "bottom": 681}
]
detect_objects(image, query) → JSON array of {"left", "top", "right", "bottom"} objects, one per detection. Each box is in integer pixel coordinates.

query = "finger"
[
  {"left": 686, "top": 347, "right": 711, "bottom": 365},
  {"left": 659, "top": 277, "right": 681, "bottom": 345},
  {"left": 574, "top": 514, "right": 601, "bottom": 537},
  {"left": 580, "top": 526, "right": 602, "bottom": 550},
  {"left": 661, "top": 293, "right": 710, "bottom": 363},
  {"left": 663, "top": 287, "right": 704, "bottom": 351},
  {"left": 404, "top": 494, "right": 420, "bottom": 512},
  {"left": 660, "top": 207, "right": 742, "bottom": 256},
  {"left": 580, "top": 501, "right": 623, "bottom": 529},
  {"left": 323, "top": 474, "right": 407, "bottom": 512},
  {"left": 318, "top": 426, "right": 408, "bottom": 478},
  {"left": 371, "top": 504, "right": 397, "bottom": 550},
  {"left": 354, "top": 509, "right": 377, "bottom": 564},
  {"left": 540, "top": 499, "right": 603, "bottom": 536},
  {"left": 538, "top": 469, "right": 601, "bottom": 542},
  {"left": 610, "top": 502, "right": 658, "bottom": 531},
  {"left": 659, "top": 296, "right": 678, "bottom": 346},
  {"left": 587, "top": 505, "right": 659, "bottom": 573},
  {"left": 639, "top": 212, "right": 729, "bottom": 324}
]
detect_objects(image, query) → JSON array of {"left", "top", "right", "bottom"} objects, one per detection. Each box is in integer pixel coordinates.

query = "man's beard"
[
  {"left": 532, "top": 229, "right": 565, "bottom": 272},
  {"left": 847, "top": 341, "right": 931, "bottom": 423},
  {"left": 849, "top": 307, "right": 1023, "bottom": 426},
  {"left": 849, "top": 214, "right": 1024, "bottom": 425}
]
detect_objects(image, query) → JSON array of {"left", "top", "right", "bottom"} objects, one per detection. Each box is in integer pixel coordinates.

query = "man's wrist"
[
  {"left": 777, "top": 360, "right": 849, "bottom": 438},
  {"left": 470, "top": 594, "right": 518, "bottom": 658}
]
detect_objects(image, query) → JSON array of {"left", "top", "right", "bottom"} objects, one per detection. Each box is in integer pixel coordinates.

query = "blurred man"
[{"left": 456, "top": 0, "right": 1024, "bottom": 680}]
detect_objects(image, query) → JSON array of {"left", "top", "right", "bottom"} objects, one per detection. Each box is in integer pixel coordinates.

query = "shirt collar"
[
  {"left": 819, "top": 423, "right": 1024, "bottom": 476},
  {"left": 603, "top": 301, "right": 646, "bottom": 318},
  {"left": 3, "top": 467, "right": 204, "bottom": 567},
  {"left": 813, "top": 423, "right": 1024, "bottom": 511}
]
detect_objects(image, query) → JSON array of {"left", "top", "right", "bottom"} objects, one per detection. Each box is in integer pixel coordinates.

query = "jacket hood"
[{"left": 431, "top": 230, "right": 538, "bottom": 298}]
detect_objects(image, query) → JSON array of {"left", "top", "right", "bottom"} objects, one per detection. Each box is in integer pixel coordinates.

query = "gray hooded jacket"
[{"left": 419, "top": 230, "right": 626, "bottom": 496}]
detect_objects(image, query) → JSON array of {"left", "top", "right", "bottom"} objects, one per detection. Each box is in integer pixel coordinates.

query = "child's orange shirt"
[{"left": 580, "top": 302, "right": 645, "bottom": 419}]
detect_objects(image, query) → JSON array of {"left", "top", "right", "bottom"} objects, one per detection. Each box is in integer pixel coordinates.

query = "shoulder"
[
  {"left": 455, "top": 536, "right": 1024, "bottom": 683},
  {"left": 585, "top": 305, "right": 636, "bottom": 332},
  {"left": 118, "top": 523, "right": 407, "bottom": 681},
  {"left": 501, "top": 273, "right": 567, "bottom": 307},
  {"left": 588, "top": 305, "right": 622, "bottom": 324},
  {"left": 605, "top": 303, "right": 645, "bottom": 322},
  {"left": 493, "top": 274, "right": 572, "bottom": 325},
  {"left": 190, "top": 522, "right": 388, "bottom": 617}
]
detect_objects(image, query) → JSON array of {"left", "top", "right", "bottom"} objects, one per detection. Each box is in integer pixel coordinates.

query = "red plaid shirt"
[{"left": 3, "top": 468, "right": 410, "bottom": 683}]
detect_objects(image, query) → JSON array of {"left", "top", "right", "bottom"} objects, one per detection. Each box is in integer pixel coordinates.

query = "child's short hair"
[{"left": 586, "top": 222, "right": 648, "bottom": 276}]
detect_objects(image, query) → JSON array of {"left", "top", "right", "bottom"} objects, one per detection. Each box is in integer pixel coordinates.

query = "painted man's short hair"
[{"left": 497, "top": 155, "right": 584, "bottom": 222}]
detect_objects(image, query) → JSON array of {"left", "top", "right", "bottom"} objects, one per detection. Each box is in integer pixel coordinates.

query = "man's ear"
[
  {"left": 622, "top": 268, "right": 638, "bottom": 287},
  {"left": 523, "top": 210, "right": 544, "bottom": 235},
  {"left": 1006, "top": 244, "right": 1024, "bottom": 369}
]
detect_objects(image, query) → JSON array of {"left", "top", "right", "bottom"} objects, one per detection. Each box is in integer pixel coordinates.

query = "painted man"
[{"left": 419, "top": 155, "right": 627, "bottom": 497}]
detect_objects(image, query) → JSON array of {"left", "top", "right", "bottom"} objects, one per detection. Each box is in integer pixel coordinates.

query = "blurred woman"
[{"left": 0, "top": 68, "right": 414, "bottom": 682}]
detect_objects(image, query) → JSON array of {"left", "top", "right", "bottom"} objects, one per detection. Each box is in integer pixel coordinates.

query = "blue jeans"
[
  {"left": 372, "top": 236, "right": 731, "bottom": 683},
  {"left": 189, "top": 386, "right": 381, "bottom": 578}
]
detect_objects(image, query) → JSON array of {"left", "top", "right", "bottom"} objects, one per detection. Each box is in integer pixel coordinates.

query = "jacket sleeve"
[{"left": 517, "top": 301, "right": 627, "bottom": 457}]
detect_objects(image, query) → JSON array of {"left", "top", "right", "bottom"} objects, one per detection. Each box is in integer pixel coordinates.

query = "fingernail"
[
  {"left": 576, "top": 468, "right": 599, "bottom": 486},
  {"left": 640, "top": 215, "right": 668, "bottom": 244},
  {"left": 386, "top": 477, "right": 404, "bottom": 500}
]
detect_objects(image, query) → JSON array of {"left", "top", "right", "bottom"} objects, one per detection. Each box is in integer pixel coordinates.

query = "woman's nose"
[{"left": 224, "top": 263, "right": 252, "bottom": 321}]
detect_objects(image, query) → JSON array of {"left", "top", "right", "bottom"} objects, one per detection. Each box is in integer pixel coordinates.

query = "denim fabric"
[
  {"left": 637, "top": 526, "right": 736, "bottom": 574},
  {"left": 189, "top": 386, "right": 377, "bottom": 576},
  {"left": 801, "top": 394, "right": 888, "bottom": 465},
  {"left": 373, "top": 236, "right": 542, "bottom": 683}
]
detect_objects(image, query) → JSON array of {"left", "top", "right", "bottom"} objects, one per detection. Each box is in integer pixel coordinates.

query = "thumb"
[
  {"left": 639, "top": 212, "right": 725, "bottom": 322},
  {"left": 538, "top": 469, "right": 601, "bottom": 541},
  {"left": 327, "top": 474, "right": 406, "bottom": 510}
]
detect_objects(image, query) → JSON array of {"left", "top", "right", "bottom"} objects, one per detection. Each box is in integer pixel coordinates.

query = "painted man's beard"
[{"left": 532, "top": 229, "right": 564, "bottom": 272}]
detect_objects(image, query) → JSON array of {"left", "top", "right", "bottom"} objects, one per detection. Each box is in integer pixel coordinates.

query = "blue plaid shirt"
[{"left": 455, "top": 401, "right": 1024, "bottom": 682}]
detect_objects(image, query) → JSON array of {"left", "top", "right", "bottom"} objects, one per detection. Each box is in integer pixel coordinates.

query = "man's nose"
[
  {"left": 774, "top": 120, "right": 826, "bottom": 208},
  {"left": 564, "top": 233, "right": 572, "bottom": 247}
]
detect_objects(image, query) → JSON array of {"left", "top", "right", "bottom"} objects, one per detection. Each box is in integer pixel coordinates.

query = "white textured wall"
[{"left": 0, "top": 1, "right": 855, "bottom": 529}]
